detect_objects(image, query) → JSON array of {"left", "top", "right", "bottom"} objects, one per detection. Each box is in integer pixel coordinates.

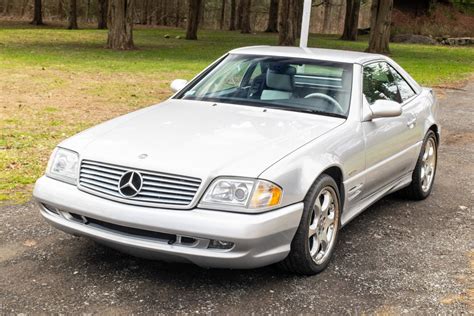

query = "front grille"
[{"left": 78, "top": 160, "right": 201, "bottom": 207}]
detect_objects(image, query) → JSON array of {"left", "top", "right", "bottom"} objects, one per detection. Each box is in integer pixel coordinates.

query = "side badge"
[{"left": 138, "top": 154, "right": 148, "bottom": 159}]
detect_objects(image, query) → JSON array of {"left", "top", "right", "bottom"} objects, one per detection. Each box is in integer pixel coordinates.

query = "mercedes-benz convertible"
[{"left": 34, "top": 46, "right": 439, "bottom": 275}]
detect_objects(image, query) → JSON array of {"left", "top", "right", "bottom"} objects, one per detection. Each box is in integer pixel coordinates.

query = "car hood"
[{"left": 61, "top": 99, "right": 344, "bottom": 180}]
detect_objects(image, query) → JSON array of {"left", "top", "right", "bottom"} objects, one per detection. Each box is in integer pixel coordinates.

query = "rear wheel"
[
  {"left": 279, "top": 175, "right": 341, "bottom": 275},
  {"left": 400, "top": 130, "right": 438, "bottom": 200}
]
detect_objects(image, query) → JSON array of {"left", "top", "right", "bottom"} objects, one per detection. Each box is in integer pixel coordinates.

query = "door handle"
[{"left": 407, "top": 116, "right": 417, "bottom": 128}]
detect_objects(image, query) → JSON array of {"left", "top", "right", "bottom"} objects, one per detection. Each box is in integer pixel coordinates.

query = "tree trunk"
[
  {"left": 322, "top": 0, "right": 333, "bottom": 34},
  {"left": 107, "top": 0, "right": 135, "bottom": 50},
  {"left": 21, "top": 0, "right": 29, "bottom": 17},
  {"left": 236, "top": 0, "right": 243, "bottom": 29},
  {"left": 341, "top": 0, "right": 361, "bottom": 40},
  {"left": 367, "top": 0, "right": 393, "bottom": 54},
  {"left": 186, "top": 0, "right": 202, "bottom": 40},
  {"left": 175, "top": 0, "right": 180, "bottom": 27},
  {"left": 240, "top": 0, "right": 251, "bottom": 34},
  {"left": 153, "top": 0, "right": 160, "bottom": 25},
  {"left": 265, "top": 0, "right": 278, "bottom": 32},
  {"left": 3, "top": 0, "right": 10, "bottom": 15},
  {"left": 295, "top": 0, "right": 303, "bottom": 36},
  {"left": 67, "top": 0, "right": 79, "bottom": 29},
  {"left": 140, "top": 0, "right": 148, "bottom": 24},
  {"left": 278, "top": 0, "right": 297, "bottom": 46},
  {"left": 229, "top": 0, "right": 236, "bottom": 30},
  {"left": 162, "top": 0, "right": 168, "bottom": 25},
  {"left": 31, "top": 0, "right": 44, "bottom": 25},
  {"left": 56, "top": 0, "right": 63, "bottom": 18},
  {"left": 86, "top": 0, "right": 91, "bottom": 22},
  {"left": 219, "top": 0, "right": 226, "bottom": 30},
  {"left": 98, "top": 0, "right": 108, "bottom": 29}
]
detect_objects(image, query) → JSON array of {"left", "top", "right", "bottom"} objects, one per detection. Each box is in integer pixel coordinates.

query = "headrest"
[{"left": 266, "top": 65, "right": 295, "bottom": 92}]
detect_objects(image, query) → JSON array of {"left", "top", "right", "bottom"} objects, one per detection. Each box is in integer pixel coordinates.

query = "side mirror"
[
  {"left": 367, "top": 99, "right": 402, "bottom": 120},
  {"left": 170, "top": 79, "right": 188, "bottom": 93}
]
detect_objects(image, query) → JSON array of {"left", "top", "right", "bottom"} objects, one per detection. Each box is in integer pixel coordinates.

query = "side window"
[
  {"left": 363, "top": 62, "right": 402, "bottom": 104},
  {"left": 389, "top": 66, "right": 416, "bottom": 101}
]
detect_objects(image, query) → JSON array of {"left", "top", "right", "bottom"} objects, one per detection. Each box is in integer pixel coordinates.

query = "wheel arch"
[
  {"left": 428, "top": 124, "right": 440, "bottom": 144},
  {"left": 307, "top": 165, "right": 345, "bottom": 211}
]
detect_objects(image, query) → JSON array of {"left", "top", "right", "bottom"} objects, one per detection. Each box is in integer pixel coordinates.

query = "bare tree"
[
  {"left": 56, "top": 0, "right": 65, "bottom": 19},
  {"left": 3, "top": 0, "right": 10, "bottom": 15},
  {"left": 367, "top": 0, "right": 393, "bottom": 53},
  {"left": 85, "top": 0, "right": 91, "bottom": 22},
  {"left": 107, "top": 0, "right": 135, "bottom": 49},
  {"left": 31, "top": 0, "right": 44, "bottom": 25},
  {"left": 240, "top": 0, "right": 251, "bottom": 33},
  {"left": 278, "top": 0, "right": 298, "bottom": 46},
  {"left": 140, "top": 0, "right": 148, "bottom": 24},
  {"left": 162, "top": 0, "right": 168, "bottom": 25},
  {"left": 322, "top": 0, "right": 333, "bottom": 34},
  {"left": 98, "top": 0, "right": 108, "bottom": 29},
  {"left": 265, "top": 0, "right": 278, "bottom": 32},
  {"left": 175, "top": 0, "right": 181, "bottom": 27},
  {"left": 67, "top": 0, "right": 79, "bottom": 29},
  {"left": 186, "top": 0, "right": 203, "bottom": 40},
  {"left": 341, "top": 0, "right": 360, "bottom": 40},
  {"left": 219, "top": 0, "right": 226, "bottom": 29},
  {"left": 229, "top": 0, "right": 236, "bottom": 30},
  {"left": 236, "top": 0, "right": 243, "bottom": 29},
  {"left": 20, "top": 0, "right": 29, "bottom": 17}
]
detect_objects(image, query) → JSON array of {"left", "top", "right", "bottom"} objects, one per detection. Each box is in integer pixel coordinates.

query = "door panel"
[{"left": 361, "top": 62, "right": 420, "bottom": 198}]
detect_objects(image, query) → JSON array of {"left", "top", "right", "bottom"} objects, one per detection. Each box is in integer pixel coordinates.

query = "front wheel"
[
  {"left": 278, "top": 174, "right": 341, "bottom": 275},
  {"left": 400, "top": 130, "right": 438, "bottom": 200}
]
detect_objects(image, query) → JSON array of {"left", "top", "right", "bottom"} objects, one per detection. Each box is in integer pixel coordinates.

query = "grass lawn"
[{"left": 1, "top": 21, "right": 474, "bottom": 204}]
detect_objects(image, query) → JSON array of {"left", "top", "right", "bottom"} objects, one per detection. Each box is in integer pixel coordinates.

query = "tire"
[
  {"left": 399, "top": 130, "right": 438, "bottom": 200},
  {"left": 278, "top": 174, "right": 341, "bottom": 275}
]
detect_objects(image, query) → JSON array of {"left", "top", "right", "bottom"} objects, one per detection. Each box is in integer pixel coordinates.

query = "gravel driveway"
[{"left": 1, "top": 82, "right": 473, "bottom": 314}]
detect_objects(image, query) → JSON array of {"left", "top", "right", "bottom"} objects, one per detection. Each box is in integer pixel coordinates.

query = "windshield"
[{"left": 177, "top": 54, "right": 353, "bottom": 118}]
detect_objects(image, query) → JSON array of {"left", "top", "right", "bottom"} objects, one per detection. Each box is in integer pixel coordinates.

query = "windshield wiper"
[
  {"left": 182, "top": 97, "right": 347, "bottom": 119},
  {"left": 261, "top": 105, "right": 347, "bottom": 119}
]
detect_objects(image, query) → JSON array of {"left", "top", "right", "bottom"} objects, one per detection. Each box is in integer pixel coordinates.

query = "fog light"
[{"left": 208, "top": 239, "right": 234, "bottom": 250}]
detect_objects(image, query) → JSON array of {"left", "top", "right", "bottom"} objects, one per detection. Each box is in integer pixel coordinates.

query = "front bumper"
[{"left": 33, "top": 176, "right": 303, "bottom": 269}]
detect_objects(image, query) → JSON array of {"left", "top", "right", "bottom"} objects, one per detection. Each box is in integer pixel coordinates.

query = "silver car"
[{"left": 34, "top": 46, "right": 439, "bottom": 275}]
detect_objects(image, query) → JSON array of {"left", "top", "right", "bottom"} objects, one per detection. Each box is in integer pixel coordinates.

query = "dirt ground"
[{"left": 0, "top": 82, "right": 473, "bottom": 314}]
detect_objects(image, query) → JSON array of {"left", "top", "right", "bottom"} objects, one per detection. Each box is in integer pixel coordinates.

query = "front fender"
[{"left": 259, "top": 121, "right": 365, "bottom": 211}]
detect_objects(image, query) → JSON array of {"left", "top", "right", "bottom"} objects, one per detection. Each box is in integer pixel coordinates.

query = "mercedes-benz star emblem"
[{"left": 118, "top": 171, "right": 143, "bottom": 197}]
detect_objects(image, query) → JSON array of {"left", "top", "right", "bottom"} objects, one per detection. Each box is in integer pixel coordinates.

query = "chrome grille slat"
[
  {"left": 78, "top": 160, "right": 201, "bottom": 208},
  {"left": 81, "top": 178, "right": 118, "bottom": 191},
  {"left": 139, "top": 190, "right": 194, "bottom": 201},
  {"left": 142, "top": 175, "right": 200, "bottom": 188},
  {"left": 140, "top": 186, "right": 196, "bottom": 197},
  {"left": 141, "top": 181, "right": 197, "bottom": 192},
  {"left": 80, "top": 183, "right": 122, "bottom": 198},
  {"left": 80, "top": 169, "right": 121, "bottom": 181},
  {"left": 81, "top": 174, "right": 118, "bottom": 186},
  {"left": 81, "top": 164, "right": 124, "bottom": 176},
  {"left": 82, "top": 160, "right": 128, "bottom": 172}
]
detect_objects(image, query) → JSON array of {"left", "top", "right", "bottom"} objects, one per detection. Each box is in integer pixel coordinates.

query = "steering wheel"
[{"left": 304, "top": 93, "right": 344, "bottom": 114}]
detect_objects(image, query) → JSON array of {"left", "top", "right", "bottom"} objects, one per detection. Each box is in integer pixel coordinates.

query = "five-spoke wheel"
[
  {"left": 308, "top": 187, "right": 338, "bottom": 265},
  {"left": 279, "top": 174, "right": 341, "bottom": 275},
  {"left": 400, "top": 130, "right": 438, "bottom": 200},
  {"left": 420, "top": 137, "right": 437, "bottom": 192}
]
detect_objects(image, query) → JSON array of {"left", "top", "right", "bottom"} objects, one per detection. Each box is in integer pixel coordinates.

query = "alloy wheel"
[
  {"left": 308, "top": 186, "right": 338, "bottom": 265},
  {"left": 421, "top": 138, "right": 437, "bottom": 192}
]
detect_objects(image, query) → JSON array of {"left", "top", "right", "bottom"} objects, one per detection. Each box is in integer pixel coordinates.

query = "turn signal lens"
[{"left": 250, "top": 180, "right": 282, "bottom": 209}]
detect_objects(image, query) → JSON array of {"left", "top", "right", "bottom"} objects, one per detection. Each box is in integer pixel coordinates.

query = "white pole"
[{"left": 299, "top": 0, "right": 312, "bottom": 48}]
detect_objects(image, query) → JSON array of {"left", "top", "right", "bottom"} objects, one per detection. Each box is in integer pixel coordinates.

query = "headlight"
[
  {"left": 200, "top": 178, "right": 282, "bottom": 212},
  {"left": 46, "top": 147, "right": 79, "bottom": 184}
]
